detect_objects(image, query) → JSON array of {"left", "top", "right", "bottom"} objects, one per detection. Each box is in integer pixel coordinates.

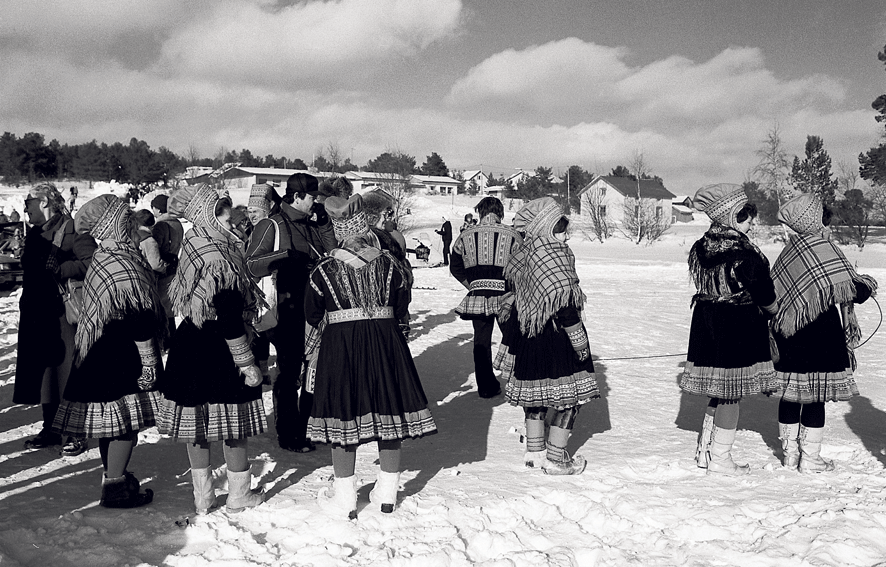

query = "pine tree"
[
  {"left": 789, "top": 135, "right": 838, "bottom": 207},
  {"left": 859, "top": 44, "right": 886, "bottom": 187}
]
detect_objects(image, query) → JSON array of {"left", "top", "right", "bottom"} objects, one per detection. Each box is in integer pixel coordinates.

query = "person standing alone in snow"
[{"left": 435, "top": 216, "right": 452, "bottom": 265}]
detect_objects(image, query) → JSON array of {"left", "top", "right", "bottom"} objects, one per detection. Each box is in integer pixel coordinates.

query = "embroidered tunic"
[
  {"left": 305, "top": 247, "right": 436, "bottom": 446},
  {"left": 450, "top": 217, "right": 522, "bottom": 319}
]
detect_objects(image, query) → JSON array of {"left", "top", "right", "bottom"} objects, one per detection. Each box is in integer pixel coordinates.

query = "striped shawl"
[
  {"left": 169, "top": 226, "right": 260, "bottom": 328},
  {"left": 771, "top": 233, "right": 877, "bottom": 346},
  {"left": 75, "top": 239, "right": 166, "bottom": 359},
  {"left": 504, "top": 236, "right": 585, "bottom": 338}
]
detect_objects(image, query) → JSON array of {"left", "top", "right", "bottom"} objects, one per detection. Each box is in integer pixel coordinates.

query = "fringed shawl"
[
  {"left": 688, "top": 224, "right": 768, "bottom": 302},
  {"left": 75, "top": 239, "right": 166, "bottom": 359},
  {"left": 169, "top": 225, "right": 260, "bottom": 328},
  {"left": 311, "top": 247, "right": 406, "bottom": 314},
  {"left": 771, "top": 233, "right": 878, "bottom": 346},
  {"left": 505, "top": 199, "right": 585, "bottom": 338}
]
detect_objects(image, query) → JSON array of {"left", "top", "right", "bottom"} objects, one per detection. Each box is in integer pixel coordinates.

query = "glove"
[
  {"left": 225, "top": 335, "right": 261, "bottom": 386},
  {"left": 135, "top": 339, "right": 161, "bottom": 391},
  {"left": 564, "top": 323, "right": 590, "bottom": 363},
  {"left": 312, "top": 202, "right": 330, "bottom": 226}
]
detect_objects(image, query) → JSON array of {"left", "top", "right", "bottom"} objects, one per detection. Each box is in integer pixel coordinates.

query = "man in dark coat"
[
  {"left": 246, "top": 173, "right": 337, "bottom": 452},
  {"left": 435, "top": 216, "right": 452, "bottom": 266},
  {"left": 151, "top": 194, "right": 184, "bottom": 346}
]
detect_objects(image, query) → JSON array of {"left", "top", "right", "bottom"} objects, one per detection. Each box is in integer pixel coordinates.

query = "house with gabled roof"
[
  {"left": 410, "top": 174, "right": 461, "bottom": 195},
  {"left": 461, "top": 170, "right": 489, "bottom": 193},
  {"left": 577, "top": 175, "right": 676, "bottom": 226}
]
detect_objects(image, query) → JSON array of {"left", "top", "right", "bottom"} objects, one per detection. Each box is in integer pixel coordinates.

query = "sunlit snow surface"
[{"left": 0, "top": 188, "right": 885, "bottom": 566}]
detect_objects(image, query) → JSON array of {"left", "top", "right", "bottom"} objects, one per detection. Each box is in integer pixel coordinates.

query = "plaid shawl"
[
  {"left": 504, "top": 199, "right": 584, "bottom": 338},
  {"left": 75, "top": 239, "right": 165, "bottom": 359},
  {"left": 169, "top": 225, "right": 260, "bottom": 328},
  {"left": 772, "top": 233, "right": 878, "bottom": 345}
]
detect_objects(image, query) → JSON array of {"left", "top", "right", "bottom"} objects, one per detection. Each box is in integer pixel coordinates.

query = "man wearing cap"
[
  {"left": 151, "top": 193, "right": 184, "bottom": 345},
  {"left": 246, "top": 173, "right": 337, "bottom": 453}
]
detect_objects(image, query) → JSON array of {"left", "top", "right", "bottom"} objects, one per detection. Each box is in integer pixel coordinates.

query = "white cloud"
[
  {"left": 447, "top": 39, "right": 847, "bottom": 129},
  {"left": 155, "top": 0, "right": 463, "bottom": 85}
]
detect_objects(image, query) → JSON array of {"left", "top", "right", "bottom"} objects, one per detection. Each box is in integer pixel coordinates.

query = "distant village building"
[
  {"left": 410, "top": 174, "right": 461, "bottom": 195},
  {"left": 671, "top": 195, "right": 695, "bottom": 223},
  {"left": 462, "top": 170, "right": 489, "bottom": 193},
  {"left": 506, "top": 169, "right": 532, "bottom": 188},
  {"left": 577, "top": 175, "right": 676, "bottom": 226}
]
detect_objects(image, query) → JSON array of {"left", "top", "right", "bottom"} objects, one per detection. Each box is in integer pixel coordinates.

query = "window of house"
[
  {"left": 656, "top": 206, "right": 663, "bottom": 218},
  {"left": 600, "top": 187, "right": 606, "bottom": 197},
  {"left": 599, "top": 205, "right": 607, "bottom": 216}
]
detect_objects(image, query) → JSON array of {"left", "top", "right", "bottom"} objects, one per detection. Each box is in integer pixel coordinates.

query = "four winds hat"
[{"left": 248, "top": 183, "right": 272, "bottom": 214}]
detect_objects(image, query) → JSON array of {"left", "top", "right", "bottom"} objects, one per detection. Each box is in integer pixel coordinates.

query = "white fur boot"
[
  {"left": 706, "top": 426, "right": 750, "bottom": 476},
  {"left": 191, "top": 465, "right": 217, "bottom": 515},
  {"left": 695, "top": 413, "right": 714, "bottom": 468},
  {"left": 318, "top": 475, "right": 358, "bottom": 519},
  {"left": 779, "top": 422, "right": 800, "bottom": 470},
  {"left": 226, "top": 469, "right": 263, "bottom": 513},
  {"left": 369, "top": 470, "right": 400, "bottom": 513},
  {"left": 798, "top": 426, "right": 835, "bottom": 473}
]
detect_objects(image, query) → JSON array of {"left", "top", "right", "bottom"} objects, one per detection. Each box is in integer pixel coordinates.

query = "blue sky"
[{"left": 2, "top": 0, "right": 885, "bottom": 192}]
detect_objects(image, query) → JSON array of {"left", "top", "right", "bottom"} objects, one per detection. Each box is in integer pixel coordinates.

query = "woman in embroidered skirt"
[
  {"left": 156, "top": 184, "right": 266, "bottom": 515},
  {"left": 306, "top": 194, "right": 436, "bottom": 518},
  {"left": 770, "top": 194, "right": 877, "bottom": 473},
  {"left": 498, "top": 197, "right": 598, "bottom": 476},
  {"left": 51, "top": 195, "right": 164, "bottom": 507},
  {"left": 681, "top": 183, "right": 779, "bottom": 476}
]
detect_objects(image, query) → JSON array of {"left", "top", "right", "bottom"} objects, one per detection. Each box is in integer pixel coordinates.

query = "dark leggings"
[
  {"left": 778, "top": 399, "right": 825, "bottom": 428},
  {"left": 525, "top": 406, "right": 579, "bottom": 429}
]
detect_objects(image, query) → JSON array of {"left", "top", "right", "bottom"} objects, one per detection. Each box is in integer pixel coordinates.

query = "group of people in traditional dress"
[
  {"left": 10, "top": 176, "right": 878, "bottom": 519},
  {"left": 681, "top": 184, "right": 877, "bottom": 476}
]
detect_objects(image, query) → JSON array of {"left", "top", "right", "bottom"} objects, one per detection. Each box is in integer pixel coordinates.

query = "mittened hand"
[
  {"left": 574, "top": 347, "right": 590, "bottom": 362},
  {"left": 399, "top": 323, "right": 411, "bottom": 339},
  {"left": 241, "top": 364, "right": 263, "bottom": 387},
  {"left": 138, "top": 366, "right": 158, "bottom": 391}
]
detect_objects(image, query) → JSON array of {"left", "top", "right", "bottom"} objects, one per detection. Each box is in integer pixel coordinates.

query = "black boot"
[{"left": 100, "top": 474, "right": 154, "bottom": 508}]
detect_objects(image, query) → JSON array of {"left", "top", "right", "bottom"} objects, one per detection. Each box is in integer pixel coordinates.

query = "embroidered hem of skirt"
[
  {"left": 52, "top": 391, "right": 160, "bottom": 438},
  {"left": 777, "top": 369, "right": 858, "bottom": 403},
  {"left": 156, "top": 398, "right": 267, "bottom": 442},
  {"left": 680, "top": 361, "right": 778, "bottom": 399}
]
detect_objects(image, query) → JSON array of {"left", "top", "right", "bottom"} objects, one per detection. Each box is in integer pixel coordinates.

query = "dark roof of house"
[{"left": 581, "top": 175, "right": 676, "bottom": 200}]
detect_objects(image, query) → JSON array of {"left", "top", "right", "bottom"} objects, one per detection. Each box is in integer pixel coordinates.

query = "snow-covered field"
[{"left": 1, "top": 185, "right": 886, "bottom": 566}]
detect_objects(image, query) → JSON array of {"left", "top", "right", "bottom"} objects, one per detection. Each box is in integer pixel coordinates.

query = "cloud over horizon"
[{"left": 0, "top": 1, "right": 879, "bottom": 192}]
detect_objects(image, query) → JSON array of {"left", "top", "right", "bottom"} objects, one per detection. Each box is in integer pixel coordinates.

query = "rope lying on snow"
[{"left": 596, "top": 297, "right": 882, "bottom": 361}]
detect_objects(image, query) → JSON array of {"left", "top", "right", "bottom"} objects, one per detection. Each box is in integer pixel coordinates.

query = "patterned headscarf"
[
  {"left": 75, "top": 194, "right": 130, "bottom": 241},
  {"left": 777, "top": 193, "right": 824, "bottom": 236},
  {"left": 167, "top": 184, "right": 261, "bottom": 327},
  {"left": 504, "top": 197, "right": 585, "bottom": 337},
  {"left": 326, "top": 194, "right": 371, "bottom": 242},
  {"left": 693, "top": 184, "right": 747, "bottom": 230},
  {"left": 73, "top": 195, "right": 165, "bottom": 359}
]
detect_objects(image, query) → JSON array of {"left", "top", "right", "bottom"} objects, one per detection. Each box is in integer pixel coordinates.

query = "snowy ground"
[{"left": 1, "top": 186, "right": 886, "bottom": 566}]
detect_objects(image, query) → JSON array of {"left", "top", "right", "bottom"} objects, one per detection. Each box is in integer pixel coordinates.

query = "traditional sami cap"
[
  {"left": 513, "top": 197, "right": 563, "bottom": 238},
  {"left": 285, "top": 173, "right": 320, "bottom": 198},
  {"left": 693, "top": 183, "right": 747, "bottom": 228},
  {"left": 75, "top": 194, "right": 131, "bottom": 241},
  {"left": 778, "top": 192, "right": 823, "bottom": 235},
  {"left": 326, "top": 194, "right": 369, "bottom": 241},
  {"left": 248, "top": 183, "right": 272, "bottom": 213}
]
